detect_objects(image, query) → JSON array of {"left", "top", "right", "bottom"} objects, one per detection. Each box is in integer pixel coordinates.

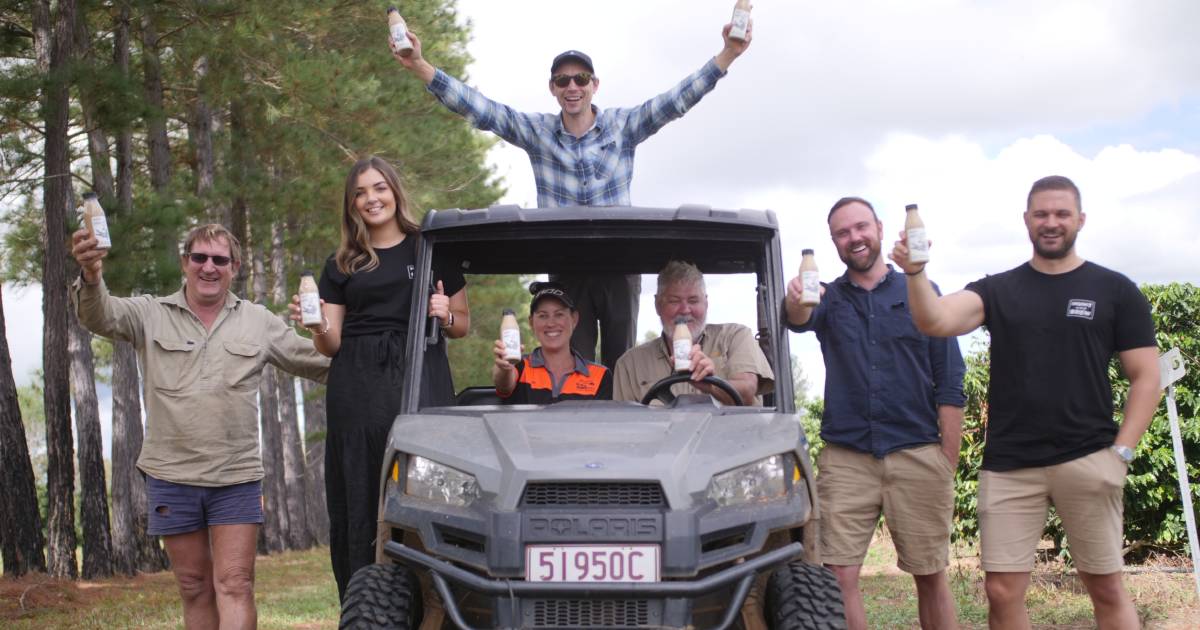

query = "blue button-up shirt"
[
  {"left": 789, "top": 266, "right": 966, "bottom": 458},
  {"left": 427, "top": 61, "right": 725, "bottom": 208}
]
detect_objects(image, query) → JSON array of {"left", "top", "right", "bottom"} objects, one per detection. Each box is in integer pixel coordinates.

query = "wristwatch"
[
  {"left": 440, "top": 312, "right": 455, "bottom": 330},
  {"left": 1111, "top": 444, "right": 1135, "bottom": 464}
]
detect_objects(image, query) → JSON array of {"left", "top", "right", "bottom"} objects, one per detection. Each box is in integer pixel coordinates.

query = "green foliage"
[
  {"left": 951, "top": 344, "right": 988, "bottom": 545},
  {"left": 1115, "top": 283, "right": 1200, "bottom": 559},
  {"left": 447, "top": 275, "right": 535, "bottom": 390}
]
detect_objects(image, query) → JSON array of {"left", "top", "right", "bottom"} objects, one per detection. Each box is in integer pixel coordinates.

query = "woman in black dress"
[{"left": 297, "top": 156, "right": 469, "bottom": 600}]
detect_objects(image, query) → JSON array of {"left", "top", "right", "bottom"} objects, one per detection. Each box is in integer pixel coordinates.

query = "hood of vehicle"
[{"left": 388, "top": 404, "right": 804, "bottom": 510}]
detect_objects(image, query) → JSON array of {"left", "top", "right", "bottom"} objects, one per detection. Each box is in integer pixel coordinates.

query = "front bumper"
[{"left": 385, "top": 540, "right": 803, "bottom": 630}]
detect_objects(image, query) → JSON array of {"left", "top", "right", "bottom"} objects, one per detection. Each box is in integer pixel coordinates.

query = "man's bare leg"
[
  {"left": 984, "top": 571, "right": 1032, "bottom": 630},
  {"left": 163, "top": 529, "right": 218, "bottom": 630},
  {"left": 827, "top": 564, "right": 866, "bottom": 630},
  {"left": 210, "top": 524, "right": 259, "bottom": 630},
  {"left": 1077, "top": 570, "right": 1139, "bottom": 630},
  {"left": 913, "top": 570, "right": 959, "bottom": 629}
]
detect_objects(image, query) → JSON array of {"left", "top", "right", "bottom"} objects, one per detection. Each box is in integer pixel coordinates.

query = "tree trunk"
[
  {"left": 272, "top": 223, "right": 311, "bottom": 550},
  {"left": 0, "top": 284, "right": 47, "bottom": 576},
  {"left": 41, "top": 0, "right": 79, "bottom": 579},
  {"left": 188, "top": 55, "right": 227, "bottom": 225},
  {"left": 301, "top": 379, "right": 329, "bottom": 546},
  {"left": 253, "top": 250, "right": 287, "bottom": 553},
  {"left": 72, "top": 0, "right": 113, "bottom": 201},
  {"left": 113, "top": 1, "right": 133, "bottom": 212},
  {"left": 109, "top": 340, "right": 166, "bottom": 574},
  {"left": 228, "top": 98, "right": 250, "bottom": 297},
  {"left": 69, "top": 311, "right": 114, "bottom": 578},
  {"left": 140, "top": 6, "right": 171, "bottom": 191}
]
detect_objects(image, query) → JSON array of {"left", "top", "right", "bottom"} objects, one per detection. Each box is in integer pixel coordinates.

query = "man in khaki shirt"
[
  {"left": 72, "top": 223, "right": 328, "bottom": 630},
  {"left": 614, "top": 261, "right": 774, "bottom": 405}
]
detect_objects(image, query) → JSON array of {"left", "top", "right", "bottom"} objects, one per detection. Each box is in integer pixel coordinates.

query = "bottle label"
[
  {"left": 673, "top": 338, "right": 692, "bottom": 371},
  {"left": 300, "top": 293, "right": 321, "bottom": 326},
  {"left": 91, "top": 216, "right": 112, "bottom": 249},
  {"left": 730, "top": 8, "right": 751, "bottom": 39},
  {"left": 502, "top": 328, "right": 521, "bottom": 360},
  {"left": 390, "top": 23, "right": 413, "bottom": 50},
  {"left": 801, "top": 270, "right": 820, "bottom": 304},
  {"left": 907, "top": 227, "right": 930, "bottom": 263}
]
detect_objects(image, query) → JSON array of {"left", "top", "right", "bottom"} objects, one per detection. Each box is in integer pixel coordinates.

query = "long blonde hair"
[{"left": 335, "top": 156, "right": 421, "bottom": 274}]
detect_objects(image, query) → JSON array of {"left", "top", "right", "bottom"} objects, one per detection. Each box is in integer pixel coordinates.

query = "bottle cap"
[
  {"left": 801, "top": 248, "right": 814, "bottom": 255},
  {"left": 388, "top": 6, "right": 399, "bottom": 13},
  {"left": 82, "top": 191, "right": 98, "bottom": 201},
  {"left": 301, "top": 270, "right": 314, "bottom": 277},
  {"left": 905, "top": 203, "right": 919, "bottom": 211},
  {"left": 674, "top": 316, "right": 687, "bottom": 325},
  {"left": 502, "top": 308, "right": 515, "bottom": 316}
]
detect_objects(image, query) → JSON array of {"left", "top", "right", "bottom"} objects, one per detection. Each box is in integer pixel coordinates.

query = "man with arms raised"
[
  {"left": 614, "top": 261, "right": 773, "bottom": 406},
  {"left": 891, "top": 176, "right": 1160, "bottom": 630},
  {"left": 72, "top": 224, "right": 329, "bottom": 630},
  {"left": 390, "top": 20, "right": 751, "bottom": 371},
  {"left": 785, "top": 197, "right": 966, "bottom": 630}
]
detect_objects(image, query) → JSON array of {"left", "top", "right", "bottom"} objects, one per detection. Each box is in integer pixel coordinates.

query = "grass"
[
  {"left": 859, "top": 527, "right": 1200, "bottom": 629},
  {"left": 2, "top": 538, "right": 1197, "bottom": 628},
  {"left": 1, "top": 546, "right": 339, "bottom": 630}
]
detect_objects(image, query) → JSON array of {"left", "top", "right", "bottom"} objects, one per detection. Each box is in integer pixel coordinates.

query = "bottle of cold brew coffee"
[
  {"left": 387, "top": 6, "right": 414, "bottom": 56},
  {"left": 299, "top": 271, "right": 322, "bottom": 328},
  {"left": 905, "top": 203, "right": 930, "bottom": 264},
  {"left": 673, "top": 317, "right": 693, "bottom": 372},
  {"left": 729, "top": 0, "right": 752, "bottom": 41},
  {"left": 800, "top": 249, "right": 820, "bottom": 306},
  {"left": 81, "top": 192, "right": 111, "bottom": 250},
  {"left": 500, "top": 309, "right": 521, "bottom": 364}
]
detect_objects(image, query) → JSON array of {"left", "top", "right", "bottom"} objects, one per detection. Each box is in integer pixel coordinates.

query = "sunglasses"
[
  {"left": 551, "top": 72, "right": 594, "bottom": 88},
  {"left": 185, "top": 252, "right": 233, "bottom": 267}
]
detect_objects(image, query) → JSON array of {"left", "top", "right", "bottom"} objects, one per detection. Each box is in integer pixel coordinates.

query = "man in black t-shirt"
[{"left": 890, "top": 175, "right": 1161, "bottom": 629}]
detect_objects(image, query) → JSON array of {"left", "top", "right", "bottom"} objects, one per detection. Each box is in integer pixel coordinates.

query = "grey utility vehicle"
[{"left": 339, "top": 206, "right": 845, "bottom": 629}]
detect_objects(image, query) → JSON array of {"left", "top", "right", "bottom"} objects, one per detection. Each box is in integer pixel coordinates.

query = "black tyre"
[
  {"left": 339, "top": 563, "right": 422, "bottom": 630},
  {"left": 765, "top": 561, "right": 847, "bottom": 630}
]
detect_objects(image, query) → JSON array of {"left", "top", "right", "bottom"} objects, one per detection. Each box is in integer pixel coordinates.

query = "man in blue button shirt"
[
  {"left": 390, "top": 20, "right": 751, "bottom": 371},
  {"left": 785, "top": 197, "right": 966, "bottom": 630}
]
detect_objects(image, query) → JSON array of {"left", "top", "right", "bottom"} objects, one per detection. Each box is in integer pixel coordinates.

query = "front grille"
[
  {"left": 532, "top": 600, "right": 650, "bottom": 627},
  {"left": 521, "top": 482, "right": 666, "bottom": 507}
]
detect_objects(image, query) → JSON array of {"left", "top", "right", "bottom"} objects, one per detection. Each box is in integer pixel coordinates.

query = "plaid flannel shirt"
[{"left": 427, "top": 60, "right": 726, "bottom": 208}]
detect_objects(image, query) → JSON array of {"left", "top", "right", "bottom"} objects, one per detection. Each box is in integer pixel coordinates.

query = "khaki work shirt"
[
  {"left": 73, "top": 277, "right": 330, "bottom": 487},
  {"left": 613, "top": 323, "right": 775, "bottom": 405}
]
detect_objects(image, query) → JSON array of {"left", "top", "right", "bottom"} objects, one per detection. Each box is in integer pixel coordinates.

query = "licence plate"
[{"left": 525, "top": 545, "right": 660, "bottom": 583}]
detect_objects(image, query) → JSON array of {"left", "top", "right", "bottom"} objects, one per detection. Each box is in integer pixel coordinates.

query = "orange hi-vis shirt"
[{"left": 498, "top": 347, "right": 612, "bottom": 404}]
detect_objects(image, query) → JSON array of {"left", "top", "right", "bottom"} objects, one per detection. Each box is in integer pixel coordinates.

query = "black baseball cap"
[
  {"left": 529, "top": 281, "right": 575, "bottom": 313},
  {"left": 550, "top": 50, "right": 594, "bottom": 75}
]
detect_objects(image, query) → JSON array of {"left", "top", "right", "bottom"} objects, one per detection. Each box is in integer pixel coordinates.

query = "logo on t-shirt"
[
  {"left": 406, "top": 264, "right": 415, "bottom": 280},
  {"left": 1066, "top": 299, "right": 1096, "bottom": 320}
]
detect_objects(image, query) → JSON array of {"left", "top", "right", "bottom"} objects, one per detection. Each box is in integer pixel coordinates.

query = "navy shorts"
[{"left": 146, "top": 475, "right": 264, "bottom": 536}]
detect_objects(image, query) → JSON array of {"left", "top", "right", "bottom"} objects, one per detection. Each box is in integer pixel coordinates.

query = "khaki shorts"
[
  {"left": 979, "top": 447, "right": 1127, "bottom": 575},
  {"left": 817, "top": 443, "right": 955, "bottom": 575}
]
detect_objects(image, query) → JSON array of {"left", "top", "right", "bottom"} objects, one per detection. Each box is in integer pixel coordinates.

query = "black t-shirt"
[
  {"left": 318, "top": 237, "right": 466, "bottom": 338},
  {"left": 965, "top": 261, "right": 1156, "bottom": 471}
]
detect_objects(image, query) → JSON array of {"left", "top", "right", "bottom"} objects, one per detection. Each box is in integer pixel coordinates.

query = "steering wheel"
[{"left": 639, "top": 373, "right": 745, "bottom": 407}]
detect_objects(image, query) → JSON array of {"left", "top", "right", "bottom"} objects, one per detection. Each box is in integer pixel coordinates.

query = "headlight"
[
  {"left": 707, "top": 454, "right": 791, "bottom": 507},
  {"left": 405, "top": 455, "right": 479, "bottom": 507}
]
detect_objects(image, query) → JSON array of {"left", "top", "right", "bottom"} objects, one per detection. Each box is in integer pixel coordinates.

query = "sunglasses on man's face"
[
  {"left": 185, "top": 252, "right": 233, "bottom": 267},
  {"left": 551, "top": 72, "right": 594, "bottom": 88}
]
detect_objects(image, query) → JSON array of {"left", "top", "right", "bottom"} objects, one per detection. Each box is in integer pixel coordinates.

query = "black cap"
[
  {"left": 801, "top": 248, "right": 814, "bottom": 255},
  {"left": 550, "top": 50, "right": 594, "bottom": 75},
  {"left": 529, "top": 281, "right": 575, "bottom": 313}
]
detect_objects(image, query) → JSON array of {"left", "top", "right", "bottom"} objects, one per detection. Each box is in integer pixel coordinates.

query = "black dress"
[{"left": 317, "top": 237, "right": 465, "bottom": 600}]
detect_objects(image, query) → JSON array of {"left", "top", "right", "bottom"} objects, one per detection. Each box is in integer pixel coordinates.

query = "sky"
[{"left": 5, "top": 0, "right": 1199, "bottom": 413}]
